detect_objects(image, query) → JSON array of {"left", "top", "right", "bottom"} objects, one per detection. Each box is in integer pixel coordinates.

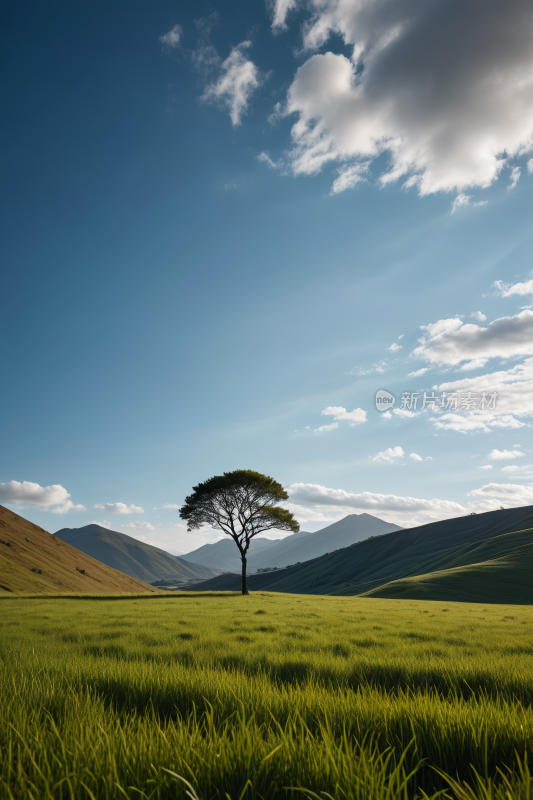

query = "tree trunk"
[{"left": 241, "top": 553, "right": 249, "bottom": 595}]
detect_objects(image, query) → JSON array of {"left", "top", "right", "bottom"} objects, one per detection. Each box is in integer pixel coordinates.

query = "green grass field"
[{"left": 1, "top": 593, "right": 533, "bottom": 799}]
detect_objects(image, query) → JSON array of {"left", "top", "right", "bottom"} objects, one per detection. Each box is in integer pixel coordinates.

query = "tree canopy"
[{"left": 180, "top": 470, "right": 299, "bottom": 594}]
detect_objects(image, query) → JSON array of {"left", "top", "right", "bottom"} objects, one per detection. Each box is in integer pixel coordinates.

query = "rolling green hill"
[{"left": 188, "top": 505, "right": 533, "bottom": 603}]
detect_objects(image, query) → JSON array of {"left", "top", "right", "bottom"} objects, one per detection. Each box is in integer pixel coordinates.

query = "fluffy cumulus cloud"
[
  {"left": 321, "top": 406, "right": 367, "bottom": 425},
  {"left": 409, "top": 453, "right": 423, "bottom": 461},
  {"left": 468, "top": 482, "right": 533, "bottom": 504},
  {"left": 493, "top": 279, "right": 533, "bottom": 298},
  {"left": 286, "top": 482, "right": 466, "bottom": 526},
  {"left": 372, "top": 446, "right": 404, "bottom": 462},
  {"left": 437, "top": 358, "right": 533, "bottom": 419},
  {"left": 202, "top": 41, "right": 262, "bottom": 126},
  {"left": 121, "top": 521, "right": 155, "bottom": 532},
  {"left": 0, "top": 481, "right": 85, "bottom": 514},
  {"left": 272, "top": 0, "right": 533, "bottom": 195},
  {"left": 94, "top": 502, "right": 144, "bottom": 515},
  {"left": 163, "top": 503, "right": 181, "bottom": 510},
  {"left": 412, "top": 311, "right": 533, "bottom": 366},
  {"left": 487, "top": 449, "right": 525, "bottom": 461},
  {"left": 388, "top": 343, "right": 402, "bottom": 353}
]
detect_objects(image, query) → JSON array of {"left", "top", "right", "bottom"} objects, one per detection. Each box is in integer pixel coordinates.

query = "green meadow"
[{"left": 1, "top": 593, "right": 533, "bottom": 799}]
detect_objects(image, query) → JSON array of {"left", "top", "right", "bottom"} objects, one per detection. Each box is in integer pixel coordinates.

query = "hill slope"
[
  {"left": 188, "top": 505, "right": 533, "bottom": 604},
  {"left": 181, "top": 536, "right": 277, "bottom": 571},
  {"left": 54, "top": 525, "right": 227, "bottom": 584},
  {"left": 363, "top": 527, "right": 533, "bottom": 604},
  {"left": 180, "top": 514, "right": 402, "bottom": 572},
  {"left": 0, "top": 506, "right": 163, "bottom": 594},
  {"left": 249, "top": 513, "right": 402, "bottom": 570}
]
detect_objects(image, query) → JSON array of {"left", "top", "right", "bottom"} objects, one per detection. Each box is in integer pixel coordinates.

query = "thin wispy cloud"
[{"left": 202, "top": 41, "right": 262, "bottom": 126}]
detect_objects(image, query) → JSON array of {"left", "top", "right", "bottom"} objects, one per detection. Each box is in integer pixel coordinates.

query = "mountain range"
[
  {"left": 187, "top": 505, "right": 533, "bottom": 604},
  {"left": 54, "top": 524, "right": 227, "bottom": 585},
  {"left": 181, "top": 513, "right": 402, "bottom": 571},
  {"left": 0, "top": 505, "right": 162, "bottom": 594}
]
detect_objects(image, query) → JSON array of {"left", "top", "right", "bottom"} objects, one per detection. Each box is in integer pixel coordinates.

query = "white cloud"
[
  {"left": 409, "top": 453, "right": 423, "bottom": 461},
  {"left": 451, "top": 193, "right": 471, "bottom": 213},
  {"left": 257, "top": 151, "right": 281, "bottom": 170},
  {"left": 94, "top": 502, "right": 144, "bottom": 515},
  {"left": 286, "top": 482, "right": 466, "bottom": 526},
  {"left": 159, "top": 24, "right": 182, "bottom": 50},
  {"left": 470, "top": 312, "right": 487, "bottom": 323},
  {"left": 412, "top": 310, "right": 533, "bottom": 366},
  {"left": 437, "top": 358, "right": 533, "bottom": 419},
  {"left": 88, "top": 520, "right": 113, "bottom": 529},
  {"left": 393, "top": 408, "right": 419, "bottom": 419},
  {"left": 388, "top": 342, "right": 402, "bottom": 353},
  {"left": 459, "top": 358, "right": 489, "bottom": 371},
  {"left": 330, "top": 162, "right": 369, "bottom": 194},
  {"left": 478, "top": 465, "right": 493, "bottom": 470},
  {"left": 493, "top": 279, "right": 533, "bottom": 298},
  {"left": 473, "top": 200, "right": 488, "bottom": 207},
  {"left": 202, "top": 41, "right": 261, "bottom": 126},
  {"left": 432, "top": 414, "right": 492, "bottom": 434},
  {"left": 353, "top": 360, "right": 388, "bottom": 375},
  {"left": 528, "top": 158, "right": 533, "bottom": 174},
  {"left": 398, "top": 335, "right": 404, "bottom": 340},
  {"left": 407, "top": 367, "right": 429, "bottom": 378},
  {"left": 321, "top": 406, "right": 367, "bottom": 424},
  {"left": 285, "top": 503, "right": 339, "bottom": 523},
  {"left": 508, "top": 165, "right": 521, "bottom": 191},
  {"left": 468, "top": 482, "right": 533, "bottom": 504},
  {"left": 163, "top": 503, "right": 181, "bottom": 510},
  {"left": 381, "top": 410, "right": 392, "bottom": 420},
  {"left": 373, "top": 446, "right": 405, "bottom": 462},
  {"left": 274, "top": 0, "right": 533, "bottom": 196},
  {"left": 49, "top": 500, "right": 86, "bottom": 515},
  {"left": 121, "top": 522, "right": 156, "bottom": 532},
  {"left": 488, "top": 415, "right": 526, "bottom": 429},
  {"left": 501, "top": 464, "right": 533, "bottom": 472},
  {"left": 0, "top": 480, "right": 69, "bottom": 507},
  {"left": 314, "top": 422, "right": 338, "bottom": 434},
  {"left": 0, "top": 480, "right": 85, "bottom": 514},
  {"left": 487, "top": 449, "right": 525, "bottom": 461}
]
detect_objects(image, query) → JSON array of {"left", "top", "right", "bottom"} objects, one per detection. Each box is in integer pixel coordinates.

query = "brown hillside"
[{"left": 0, "top": 505, "right": 163, "bottom": 594}]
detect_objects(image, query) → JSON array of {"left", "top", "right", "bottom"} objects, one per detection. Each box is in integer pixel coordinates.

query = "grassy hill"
[
  {"left": 188, "top": 505, "right": 533, "bottom": 603},
  {"left": 0, "top": 505, "right": 163, "bottom": 594},
  {"left": 364, "top": 526, "right": 533, "bottom": 603},
  {"left": 55, "top": 524, "right": 227, "bottom": 584}
]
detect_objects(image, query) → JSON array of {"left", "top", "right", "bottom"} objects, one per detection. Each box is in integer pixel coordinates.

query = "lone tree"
[{"left": 180, "top": 470, "right": 299, "bottom": 595}]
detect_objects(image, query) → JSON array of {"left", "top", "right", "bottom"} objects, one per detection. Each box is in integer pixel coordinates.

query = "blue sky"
[{"left": 2, "top": 0, "right": 533, "bottom": 553}]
